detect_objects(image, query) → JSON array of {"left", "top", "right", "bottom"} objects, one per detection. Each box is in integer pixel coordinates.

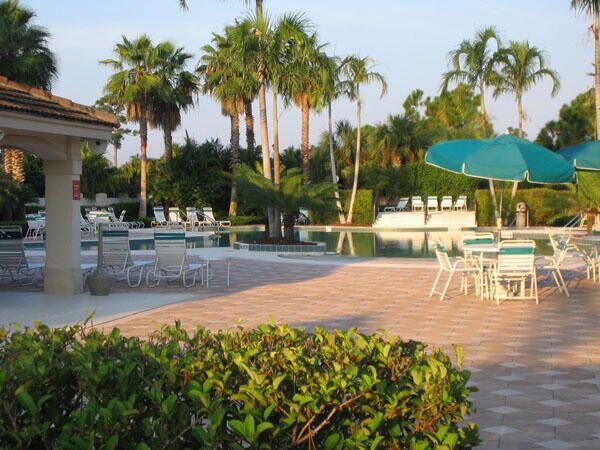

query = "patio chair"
[
  {"left": 151, "top": 206, "right": 168, "bottom": 228},
  {"left": 411, "top": 196, "right": 424, "bottom": 212},
  {"left": 97, "top": 225, "right": 150, "bottom": 287},
  {"left": 0, "top": 226, "right": 43, "bottom": 285},
  {"left": 492, "top": 240, "right": 538, "bottom": 305},
  {"left": 440, "top": 196, "right": 453, "bottom": 211},
  {"left": 427, "top": 196, "right": 439, "bottom": 212},
  {"left": 183, "top": 207, "right": 205, "bottom": 231},
  {"left": 429, "top": 239, "right": 479, "bottom": 301},
  {"left": 79, "top": 210, "right": 94, "bottom": 237},
  {"left": 537, "top": 235, "right": 570, "bottom": 297},
  {"left": 201, "top": 207, "right": 231, "bottom": 227},
  {"left": 168, "top": 207, "right": 183, "bottom": 227},
  {"left": 25, "top": 214, "right": 45, "bottom": 240},
  {"left": 384, "top": 197, "right": 409, "bottom": 212},
  {"left": 145, "top": 228, "right": 205, "bottom": 288},
  {"left": 107, "top": 207, "right": 142, "bottom": 229},
  {"left": 296, "top": 208, "right": 309, "bottom": 225},
  {"left": 454, "top": 195, "right": 467, "bottom": 211}
]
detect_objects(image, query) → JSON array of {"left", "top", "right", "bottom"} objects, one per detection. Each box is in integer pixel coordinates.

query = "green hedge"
[
  {"left": 475, "top": 188, "right": 579, "bottom": 226},
  {"left": 0, "top": 322, "right": 478, "bottom": 449},
  {"left": 223, "top": 214, "right": 266, "bottom": 226},
  {"left": 314, "top": 189, "right": 374, "bottom": 225}
]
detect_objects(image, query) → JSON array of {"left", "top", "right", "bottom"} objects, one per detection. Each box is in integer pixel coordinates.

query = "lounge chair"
[
  {"left": 429, "top": 239, "right": 478, "bottom": 301},
  {"left": 145, "top": 228, "right": 205, "bottom": 287},
  {"left": 492, "top": 240, "right": 538, "bottom": 305},
  {"left": 427, "top": 196, "right": 439, "bottom": 212},
  {"left": 454, "top": 195, "right": 467, "bottom": 211},
  {"left": 107, "top": 207, "right": 143, "bottom": 229},
  {"left": 25, "top": 214, "right": 45, "bottom": 240},
  {"left": 384, "top": 197, "right": 409, "bottom": 212},
  {"left": 201, "top": 207, "right": 231, "bottom": 227},
  {"left": 184, "top": 207, "right": 205, "bottom": 231},
  {"left": 168, "top": 207, "right": 183, "bottom": 227},
  {"left": 440, "top": 196, "right": 453, "bottom": 211},
  {"left": 151, "top": 206, "right": 168, "bottom": 228},
  {"left": 0, "top": 226, "right": 43, "bottom": 285},
  {"left": 296, "top": 208, "right": 309, "bottom": 225},
  {"left": 411, "top": 196, "right": 424, "bottom": 212},
  {"left": 537, "top": 234, "right": 570, "bottom": 297},
  {"left": 97, "top": 225, "right": 149, "bottom": 287}
]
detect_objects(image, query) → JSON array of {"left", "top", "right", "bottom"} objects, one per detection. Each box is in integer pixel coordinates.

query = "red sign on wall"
[{"left": 72, "top": 180, "right": 81, "bottom": 201}]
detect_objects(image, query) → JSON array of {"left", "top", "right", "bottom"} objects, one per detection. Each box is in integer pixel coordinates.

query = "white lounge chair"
[
  {"left": 492, "top": 240, "right": 538, "bottom": 305},
  {"left": 411, "top": 196, "right": 424, "bottom": 212},
  {"left": 0, "top": 226, "right": 43, "bottom": 285},
  {"left": 168, "top": 207, "right": 183, "bottom": 227},
  {"left": 151, "top": 206, "right": 168, "bottom": 228},
  {"left": 183, "top": 207, "right": 205, "bottom": 231},
  {"left": 25, "top": 214, "right": 45, "bottom": 240},
  {"left": 537, "top": 234, "right": 570, "bottom": 297},
  {"left": 384, "top": 197, "right": 409, "bottom": 212},
  {"left": 454, "top": 195, "right": 467, "bottom": 211},
  {"left": 429, "top": 239, "right": 478, "bottom": 301},
  {"left": 201, "top": 207, "right": 231, "bottom": 227},
  {"left": 145, "top": 228, "right": 205, "bottom": 287},
  {"left": 440, "top": 196, "right": 453, "bottom": 211},
  {"left": 107, "top": 207, "right": 142, "bottom": 229},
  {"left": 427, "top": 196, "right": 439, "bottom": 212},
  {"left": 296, "top": 208, "right": 309, "bottom": 225}
]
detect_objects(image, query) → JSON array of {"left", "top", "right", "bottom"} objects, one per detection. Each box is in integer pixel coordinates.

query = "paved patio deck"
[{"left": 3, "top": 252, "right": 599, "bottom": 449}]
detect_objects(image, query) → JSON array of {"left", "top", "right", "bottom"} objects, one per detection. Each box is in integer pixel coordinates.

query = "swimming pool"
[{"left": 25, "top": 230, "right": 553, "bottom": 258}]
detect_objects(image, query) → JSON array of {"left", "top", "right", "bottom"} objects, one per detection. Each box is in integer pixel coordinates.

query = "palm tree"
[
  {"left": 199, "top": 30, "right": 251, "bottom": 216},
  {"left": 94, "top": 97, "right": 136, "bottom": 167},
  {"left": 340, "top": 55, "right": 387, "bottom": 224},
  {"left": 493, "top": 40, "right": 560, "bottom": 197},
  {"left": 151, "top": 42, "right": 198, "bottom": 160},
  {"left": 101, "top": 35, "right": 162, "bottom": 218},
  {"left": 571, "top": 0, "right": 600, "bottom": 137},
  {"left": 441, "top": 26, "right": 501, "bottom": 136},
  {"left": 0, "top": 0, "right": 58, "bottom": 184}
]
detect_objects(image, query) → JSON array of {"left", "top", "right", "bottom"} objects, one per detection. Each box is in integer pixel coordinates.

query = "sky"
[{"left": 24, "top": 0, "right": 594, "bottom": 164}]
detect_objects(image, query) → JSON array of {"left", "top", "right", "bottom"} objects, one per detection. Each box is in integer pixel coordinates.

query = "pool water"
[{"left": 48, "top": 230, "right": 553, "bottom": 258}]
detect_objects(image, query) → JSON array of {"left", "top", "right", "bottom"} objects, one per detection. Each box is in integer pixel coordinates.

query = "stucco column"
[{"left": 43, "top": 150, "right": 82, "bottom": 295}]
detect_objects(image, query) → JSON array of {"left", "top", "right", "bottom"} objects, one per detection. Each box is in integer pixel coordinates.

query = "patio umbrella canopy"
[
  {"left": 425, "top": 134, "right": 575, "bottom": 184},
  {"left": 559, "top": 141, "right": 600, "bottom": 171}
]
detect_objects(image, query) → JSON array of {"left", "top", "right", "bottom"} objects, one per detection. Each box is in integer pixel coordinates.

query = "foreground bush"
[{"left": 0, "top": 322, "right": 478, "bottom": 449}]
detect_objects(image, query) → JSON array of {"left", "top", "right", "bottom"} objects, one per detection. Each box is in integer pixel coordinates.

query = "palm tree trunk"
[
  {"left": 2, "top": 149, "right": 13, "bottom": 177},
  {"left": 229, "top": 114, "right": 240, "bottom": 217},
  {"left": 328, "top": 103, "right": 346, "bottom": 224},
  {"left": 11, "top": 149, "right": 24, "bottom": 184},
  {"left": 488, "top": 179, "right": 499, "bottom": 224},
  {"left": 282, "top": 213, "right": 295, "bottom": 243},
  {"left": 301, "top": 97, "right": 310, "bottom": 183},
  {"left": 113, "top": 143, "right": 119, "bottom": 167},
  {"left": 244, "top": 100, "right": 255, "bottom": 151},
  {"left": 511, "top": 94, "right": 524, "bottom": 199},
  {"left": 257, "top": 73, "right": 271, "bottom": 180},
  {"left": 138, "top": 118, "right": 148, "bottom": 218},
  {"left": 595, "top": 13, "right": 600, "bottom": 138},
  {"left": 272, "top": 89, "right": 281, "bottom": 185},
  {"left": 347, "top": 98, "right": 362, "bottom": 224},
  {"left": 255, "top": 0, "right": 263, "bottom": 17},
  {"left": 163, "top": 129, "right": 173, "bottom": 160},
  {"left": 479, "top": 83, "right": 487, "bottom": 137}
]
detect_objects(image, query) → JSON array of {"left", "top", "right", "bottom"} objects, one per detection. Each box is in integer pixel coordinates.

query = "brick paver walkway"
[{"left": 98, "top": 258, "right": 600, "bottom": 449}]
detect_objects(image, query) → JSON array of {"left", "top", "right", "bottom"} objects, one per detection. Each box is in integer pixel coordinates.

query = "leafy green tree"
[
  {"left": 0, "top": 0, "right": 58, "bottom": 184},
  {"left": 80, "top": 143, "right": 114, "bottom": 198},
  {"left": 441, "top": 26, "right": 501, "bottom": 135},
  {"left": 235, "top": 165, "right": 334, "bottom": 242},
  {"left": 95, "top": 97, "right": 137, "bottom": 167},
  {"left": 536, "top": 89, "right": 595, "bottom": 150},
  {"left": 100, "top": 35, "right": 163, "bottom": 217},
  {"left": 339, "top": 55, "right": 387, "bottom": 224},
  {"left": 571, "top": 0, "right": 600, "bottom": 137}
]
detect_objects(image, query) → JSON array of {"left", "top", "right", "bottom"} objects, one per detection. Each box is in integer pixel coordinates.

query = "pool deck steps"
[{"left": 373, "top": 210, "right": 477, "bottom": 230}]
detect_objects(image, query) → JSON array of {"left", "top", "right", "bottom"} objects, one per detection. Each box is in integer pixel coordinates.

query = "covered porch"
[{"left": 0, "top": 76, "right": 117, "bottom": 295}]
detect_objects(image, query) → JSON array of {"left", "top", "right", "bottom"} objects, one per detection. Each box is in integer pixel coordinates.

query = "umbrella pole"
[{"left": 489, "top": 179, "right": 502, "bottom": 229}]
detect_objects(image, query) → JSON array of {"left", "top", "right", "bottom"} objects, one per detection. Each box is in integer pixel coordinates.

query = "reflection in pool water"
[{"left": 71, "top": 230, "right": 553, "bottom": 258}]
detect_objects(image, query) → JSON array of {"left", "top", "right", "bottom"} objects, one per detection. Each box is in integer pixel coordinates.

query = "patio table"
[{"left": 463, "top": 243, "right": 499, "bottom": 299}]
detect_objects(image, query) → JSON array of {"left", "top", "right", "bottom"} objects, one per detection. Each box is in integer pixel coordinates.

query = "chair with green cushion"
[{"left": 493, "top": 240, "right": 538, "bottom": 305}]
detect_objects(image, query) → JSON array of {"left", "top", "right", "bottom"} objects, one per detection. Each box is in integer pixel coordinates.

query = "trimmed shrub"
[
  {"left": 0, "top": 322, "right": 479, "bottom": 449},
  {"left": 224, "top": 215, "right": 266, "bottom": 226},
  {"left": 315, "top": 189, "right": 374, "bottom": 225}
]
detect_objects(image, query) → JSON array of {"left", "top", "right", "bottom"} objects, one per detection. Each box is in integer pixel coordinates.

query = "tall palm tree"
[
  {"left": 0, "top": 0, "right": 58, "bottom": 184},
  {"left": 441, "top": 26, "right": 501, "bottom": 136},
  {"left": 340, "top": 55, "right": 387, "bottom": 224},
  {"left": 151, "top": 42, "right": 198, "bottom": 160},
  {"left": 199, "top": 30, "right": 252, "bottom": 216},
  {"left": 101, "top": 35, "right": 162, "bottom": 218},
  {"left": 494, "top": 40, "right": 560, "bottom": 197},
  {"left": 571, "top": 0, "right": 600, "bottom": 137}
]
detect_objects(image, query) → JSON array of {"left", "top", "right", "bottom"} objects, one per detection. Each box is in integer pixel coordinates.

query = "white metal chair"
[
  {"left": 151, "top": 206, "right": 168, "bottom": 228},
  {"left": 107, "top": 207, "right": 142, "bottom": 229},
  {"left": 0, "top": 226, "right": 43, "bottom": 285},
  {"left": 168, "top": 207, "right": 183, "bottom": 227},
  {"left": 440, "top": 196, "right": 453, "bottom": 211},
  {"left": 430, "top": 239, "right": 479, "bottom": 301},
  {"left": 537, "top": 234, "right": 570, "bottom": 297},
  {"left": 427, "top": 196, "right": 439, "bottom": 212},
  {"left": 25, "top": 214, "right": 45, "bottom": 240},
  {"left": 492, "top": 240, "right": 538, "bottom": 305},
  {"left": 184, "top": 207, "right": 205, "bottom": 231},
  {"left": 411, "top": 196, "right": 424, "bottom": 212},
  {"left": 145, "top": 228, "right": 204, "bottom": 287},
  {"left": 202, "top": 207, "right": 231, "bottom": 227},
  {"left": 461, "top": 232, "right": 496, "bottom": 299},
  {"left": 454, "top": 195, "right": 467, "bottom": 211},
  {"left": 384, "top": 197, "right": 409, "bottom": 212},
  {"left": 295, "top": 208, "right": 309, "bottom": 225}
]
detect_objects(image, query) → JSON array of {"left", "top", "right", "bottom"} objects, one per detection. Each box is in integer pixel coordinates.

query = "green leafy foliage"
[
  {"left": 313, "top": 189, "right": 374, "bottom": 225},
  {"left": 576, "top": 171, "right": 600, "bottom": 211},
  {"left": 0, "top": 322, "right": 479, "bottom": 449}
]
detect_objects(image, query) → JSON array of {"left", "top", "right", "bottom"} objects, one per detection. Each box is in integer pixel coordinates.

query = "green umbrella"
[
  {"left": 558, "top": 141, "right": 600, "bottom": 171},
  {"left": 425, "top": 134, "right": 575, "bottom": 183}
]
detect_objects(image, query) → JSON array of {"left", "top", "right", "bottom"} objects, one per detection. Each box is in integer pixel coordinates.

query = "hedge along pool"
[{"left": 25, "top": 230, "right": 554, "bottom": 258}]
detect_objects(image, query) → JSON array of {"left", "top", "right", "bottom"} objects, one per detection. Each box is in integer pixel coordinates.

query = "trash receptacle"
[{"left": 516, "top": 202, "right": 527, "bottom": 227}]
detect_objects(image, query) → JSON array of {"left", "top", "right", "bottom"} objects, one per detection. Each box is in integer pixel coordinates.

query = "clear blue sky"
[{"left": 24, "top": 0, "right": 593, "bottom": 163}]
